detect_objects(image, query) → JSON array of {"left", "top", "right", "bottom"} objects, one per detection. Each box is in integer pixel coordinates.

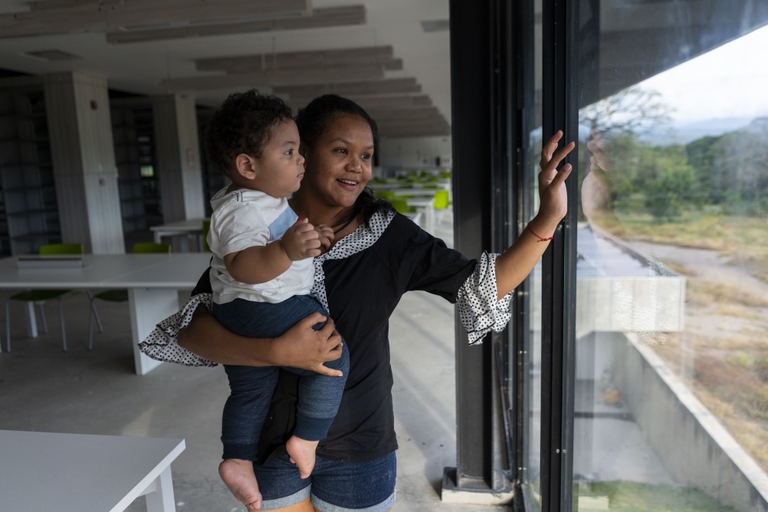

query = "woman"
[{"left": 151, "top": 94, "right": 573, "bottom": 512}]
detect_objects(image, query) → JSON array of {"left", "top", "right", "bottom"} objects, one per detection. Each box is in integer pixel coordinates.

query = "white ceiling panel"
[{"left": 0, "top": 0, "right": 452, "bottom": 137}]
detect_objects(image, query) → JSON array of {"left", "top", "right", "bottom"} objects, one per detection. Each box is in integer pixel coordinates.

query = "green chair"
[
  {"left": 433, "top": 189, "right": 450, "bottom": 210},
  {"left": 374, "top": 190, "right": 395, "bottom": 200},
  {"left": 202, "top": 220, "right": 211, "bottom": 252},
  {"left": 87, "top": 242, "right": 171, "bottom": 350},
  {"left": 390, "top": 198, "right": 416, "bottom": 214},
  {"left": 433, "top": 189, "right": 451, "bottom": 224},
  {"left": 5, "top": 243, "right": 102, "bottom": 353}
]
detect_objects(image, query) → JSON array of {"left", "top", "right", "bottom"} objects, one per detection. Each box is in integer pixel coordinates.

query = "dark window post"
[
  {"left": 541, "top": 0, "right": 579, "bottom": 511},
  {"left": 442, "top": 0, "right": 517, "bottom": 504}
]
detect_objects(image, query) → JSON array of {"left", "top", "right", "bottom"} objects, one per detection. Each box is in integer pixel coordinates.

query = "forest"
[{"left": 584, "top": 111, "right": 768, "bottom": 222}]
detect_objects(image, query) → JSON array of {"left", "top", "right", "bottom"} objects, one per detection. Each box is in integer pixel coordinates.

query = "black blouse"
[{"left": 142, "top": 210, "right": 513, "bottom": 464}]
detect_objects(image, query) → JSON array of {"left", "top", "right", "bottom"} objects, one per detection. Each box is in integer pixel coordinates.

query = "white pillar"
[
  {"left": 44, "top": 72, "right": 124, "bottom": 254},
  {"left": 152, "top": 94, "right": 205, "bottom": 223}
]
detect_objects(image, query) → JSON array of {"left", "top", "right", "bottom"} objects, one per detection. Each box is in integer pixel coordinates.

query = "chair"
[
  {"left": 202, "top": 220, "right": 211, "bottom": 252},
  {"left": 5, "top": 243, "right": 102, "bottom": 353},
  {"left": 390, "top": 198, "right": 416, "bottom": 214},
  {"left": 88, "top": 242, "right": 171, "bottom": 350},
  {"left": 433, "top": 189, "right": 451, "bottom": 225},
  {"left": 374, "top": 190, "right": 395, "bottom": 200}
]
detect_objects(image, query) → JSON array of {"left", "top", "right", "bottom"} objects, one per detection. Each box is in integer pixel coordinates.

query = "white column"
[
  {"left": 152, "top": 95, "right": 205, "bottom": 223},
  {"left": 44, "top": 72, "right": 124, "bottom": 254}
]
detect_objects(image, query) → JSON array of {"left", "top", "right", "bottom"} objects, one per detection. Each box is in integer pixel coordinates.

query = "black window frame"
[{"left": 449, "top": 0, "right": 579, "bottom": 509}]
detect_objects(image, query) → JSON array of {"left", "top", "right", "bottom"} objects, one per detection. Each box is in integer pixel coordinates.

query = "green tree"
[{"left": 645, "top": 154, "right": 697, "bottom": 220}]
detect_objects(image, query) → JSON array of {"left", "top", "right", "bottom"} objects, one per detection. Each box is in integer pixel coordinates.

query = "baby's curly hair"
[{"left": 205, "top": 90, "right": 293, "bottom": 177}]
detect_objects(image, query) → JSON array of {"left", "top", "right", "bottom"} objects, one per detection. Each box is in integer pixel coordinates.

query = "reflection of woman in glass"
[{"left": 582, "top": 132, "right": 624, "bottom": 236}]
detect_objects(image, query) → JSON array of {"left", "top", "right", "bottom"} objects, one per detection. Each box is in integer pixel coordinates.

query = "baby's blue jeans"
[{"left": 213, "top": 294, "right": 349, "bottom": 461}]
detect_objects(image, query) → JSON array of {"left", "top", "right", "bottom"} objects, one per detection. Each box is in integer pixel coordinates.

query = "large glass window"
[
  {"left": 521, "top": 0, "right": 544, "bottom": 509},
  {"left": 571, "top": 2, "right": 768, "bottom": 511}
]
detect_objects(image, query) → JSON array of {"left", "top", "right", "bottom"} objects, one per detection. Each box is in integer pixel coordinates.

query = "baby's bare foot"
[
  {"left": 219, "top": 458, "right": 262, "bottom": 510},
  {"left": 286, "top": 435, "right": 319, "bottom": 479}
]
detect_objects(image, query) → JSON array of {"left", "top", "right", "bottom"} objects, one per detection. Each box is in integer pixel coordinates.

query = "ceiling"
[{"left": 0, "top": 0, "right": 452, "bottom": 138}]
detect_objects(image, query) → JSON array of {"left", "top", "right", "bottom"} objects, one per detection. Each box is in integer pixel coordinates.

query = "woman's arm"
[
  {"left": 177, "top": 305, "right": 344, "bottom": 376},
  {"left": 495, "top": 130, "right": 574, "bottom": 299}
]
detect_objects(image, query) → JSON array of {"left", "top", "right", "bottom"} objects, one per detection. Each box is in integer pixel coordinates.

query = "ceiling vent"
[
  {"left": 23, "top": 50, "right": 81, "bottom": 62},
  {"left": 421, "top": 19, "right": 449, "bottom": 33}
]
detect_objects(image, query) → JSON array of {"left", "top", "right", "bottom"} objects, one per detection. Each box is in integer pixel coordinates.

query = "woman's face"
[{"left": 302, "top": 114, "right": 374, "bottom": 209}]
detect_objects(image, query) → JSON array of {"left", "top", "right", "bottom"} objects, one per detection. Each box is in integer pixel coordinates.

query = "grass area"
[
  {"left": 685, "top": 279, "right": 768, "bottom": 309},
  {"left": 580, "top": 480, "right": 737, "bottom": 512},
  {"left": 594, "top": 209, "right": 768, "bottom": 475},
  {"left": 597, "top": 212, "right": 768, "bottom": 283}
]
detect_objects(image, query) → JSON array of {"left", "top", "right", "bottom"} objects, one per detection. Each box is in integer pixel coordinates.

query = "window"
[{"left": 570, "top": 2, "right": 768, "bottom": 511}]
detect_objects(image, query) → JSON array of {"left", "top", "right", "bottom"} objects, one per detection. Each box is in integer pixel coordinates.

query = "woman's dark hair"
[
  {"left": 295, "top": 94, "right": 392, "bottom": 231},
  {"left": 205, "top": 89, "right": 293, "bottom": 177}
]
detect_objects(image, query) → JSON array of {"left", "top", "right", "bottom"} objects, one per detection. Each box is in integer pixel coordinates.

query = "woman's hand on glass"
[{"left": 536, "top": 130, "right": 574, "bottom": 231}]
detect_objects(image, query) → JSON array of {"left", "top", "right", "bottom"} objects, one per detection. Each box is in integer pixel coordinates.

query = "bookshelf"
[
  {"left": 110, "top": 101, "right": 162, "bottom": 235},
  {"left": 0, "top": 89, "right": 61, "bottom": 255}
]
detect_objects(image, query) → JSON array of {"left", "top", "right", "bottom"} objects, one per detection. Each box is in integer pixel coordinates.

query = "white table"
[
  {"left": 150, "top": 218, "right": 208, "bottom": 252},
  {"left": 0, "top": 430, "right": 185, "bottom": 512},
  {"left": 0, "top": 253, "right": 211, "bottom": 375},
  {"left": 390, "top": 188, "right": 439, "bottom": 198},
  {"left": 405, "top": 197, "right": 436, "bottom": 233},
  {"left": 371, "top": 181, "right": 450, "bottom": 191}
]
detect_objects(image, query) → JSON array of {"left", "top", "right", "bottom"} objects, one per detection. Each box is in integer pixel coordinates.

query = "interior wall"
[{"left": 378, "top": 135, "right": 452, "bottom": 170}]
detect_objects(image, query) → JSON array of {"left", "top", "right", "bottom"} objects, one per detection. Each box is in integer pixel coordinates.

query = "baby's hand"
[
  {"left": 315, "top": 224, "right": 334, "bottom": 253},
  {"left": 280, "top": 218, "right": 322, "bottom": 260}
]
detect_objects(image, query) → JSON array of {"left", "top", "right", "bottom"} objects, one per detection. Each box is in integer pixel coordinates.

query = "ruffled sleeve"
[
  {"left": 456, "top": 252, "right": 514, "bottom": 345},
  {"left": 138, "top": 293, "right": 218, "bottom": 367}
]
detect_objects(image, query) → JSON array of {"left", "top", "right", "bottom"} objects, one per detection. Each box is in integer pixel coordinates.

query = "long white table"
[
  {"left": 0, "top": 253, "right": 211, "bottom": 375},
  {"left": 0, "top": 430, "right": 185, "bottom": 512}
]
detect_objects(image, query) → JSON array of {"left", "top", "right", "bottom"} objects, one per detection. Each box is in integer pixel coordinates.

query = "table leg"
[
  {"left": 144, "top": 466, "right": 177, "bottom": 512},
  {"left": 411, "top": 204, "right": 435, "bottom": 234},
  {"left": 153, "top": 231, "right": 163, "bottom": 244},
  {"left": 24, "top": 302, "right": 38, "bottom": 338},
  {"left": 129, "top": 288, "right": 180, "bottom": 375},
  {"left": 425, "top": 205, "right": 435, "bottom": 233}
]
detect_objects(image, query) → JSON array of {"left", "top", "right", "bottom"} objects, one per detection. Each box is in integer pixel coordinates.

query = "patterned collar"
[{"left": 312, "top": 209, "right": 395, "bottom": 313}]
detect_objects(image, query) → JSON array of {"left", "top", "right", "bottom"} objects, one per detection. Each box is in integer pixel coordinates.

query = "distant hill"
[{"left": 643, "top": 117, "right": 757, "bottom": 145}]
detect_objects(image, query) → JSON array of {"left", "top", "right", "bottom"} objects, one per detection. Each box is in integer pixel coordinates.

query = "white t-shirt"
[{"left": 207, "top": 187, "right": 313, "bottom": 305}]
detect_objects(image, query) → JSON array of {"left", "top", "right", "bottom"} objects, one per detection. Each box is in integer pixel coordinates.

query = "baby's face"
[{"left": 250, "top": 119, "right": 306, "bottom": 198}]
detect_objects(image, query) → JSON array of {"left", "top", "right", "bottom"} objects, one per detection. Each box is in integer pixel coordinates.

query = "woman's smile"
[
  {"left": 301, "top": 114, "right": 374, "bottom": 210},
  {"left": 337, "top": 177, "right": 360, "bottom": 190}
]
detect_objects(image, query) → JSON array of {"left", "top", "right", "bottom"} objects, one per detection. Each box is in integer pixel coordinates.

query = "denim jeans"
[
  {"left": 253, "top": 452, "right": 397, "bottom": 511},
  {"left": 213, "top": 295, "right": 349, "bottom": 461}
]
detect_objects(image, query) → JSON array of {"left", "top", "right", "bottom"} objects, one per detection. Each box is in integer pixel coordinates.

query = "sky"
[{"left": 636, "top": 24, "right": 768, "bottom": 124}]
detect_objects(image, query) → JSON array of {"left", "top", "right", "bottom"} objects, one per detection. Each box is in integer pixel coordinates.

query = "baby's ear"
[{"left": 234, "top": 153, "right": 258, "bottom": 180}]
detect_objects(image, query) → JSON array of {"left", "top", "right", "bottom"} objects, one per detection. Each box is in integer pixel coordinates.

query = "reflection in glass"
[
  {"left": 573, "top": 1, "right": 768, "bottom": 511},
  {"left": 522, "top": 0, "right": 544, "bottom": 508}
]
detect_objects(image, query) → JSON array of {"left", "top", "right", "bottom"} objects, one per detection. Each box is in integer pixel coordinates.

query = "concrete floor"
[{"left": 0, "top": 213, "right": 508, "bottom": 512}]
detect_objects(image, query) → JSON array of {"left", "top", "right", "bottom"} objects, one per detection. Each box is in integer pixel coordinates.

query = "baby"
[{"left": 204, "top": 90, "right": 349, "bottom": 510}]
